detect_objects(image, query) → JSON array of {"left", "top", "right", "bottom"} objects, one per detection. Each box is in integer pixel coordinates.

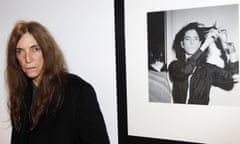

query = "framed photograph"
[{"left": 115, "top": 0, "right": 240, "bottom": 143}]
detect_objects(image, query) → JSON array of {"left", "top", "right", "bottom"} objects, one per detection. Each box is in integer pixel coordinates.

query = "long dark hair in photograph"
[
  {"left": 172, "top": 22, "right": 227, "bottom": 65},
  {"left": 6, "top": 21, "right": 67, "bottom": 131}
]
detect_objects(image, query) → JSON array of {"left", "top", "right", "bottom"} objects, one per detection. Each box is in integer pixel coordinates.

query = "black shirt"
[
  {"left": 11, "top": 73, "right": 110, "bottom": 144},
  {"left": 169, "top": 50, "right": 238, "bottom": 104}
]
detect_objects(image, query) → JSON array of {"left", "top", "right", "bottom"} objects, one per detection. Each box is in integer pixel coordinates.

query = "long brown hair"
[{"left": 6, "top": 21, "right": 67, "bottom": 131}]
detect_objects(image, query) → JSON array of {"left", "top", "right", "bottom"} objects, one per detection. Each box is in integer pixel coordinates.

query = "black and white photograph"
[
  {"left": 120, "top": 0, "right": 240, "bottom": 143},
  {"left": 148, "top": 4, "right": 239, "bottom": 106}
]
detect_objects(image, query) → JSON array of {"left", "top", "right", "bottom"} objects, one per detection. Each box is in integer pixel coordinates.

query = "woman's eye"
[
  {"left": 16, "top": 48, "right": 23, "bottom": 54},
  {"left": 194, "top": 37, "right": 199, "bottom": 41},
  {"left": 32, "top": 47, "right": 40, "bottom": 52}
]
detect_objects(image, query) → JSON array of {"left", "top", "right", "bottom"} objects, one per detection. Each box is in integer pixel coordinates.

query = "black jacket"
[
  {"left": 169, "top": 50, "right": 238, "bottom": 104},
  {"left": 11, "top": 73, "right": 110, "bottom": 144}
]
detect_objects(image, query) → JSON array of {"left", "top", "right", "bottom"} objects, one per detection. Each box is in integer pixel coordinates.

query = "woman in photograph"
[{"left": 168, "top": 22, "right": 238, "bottom": 105}]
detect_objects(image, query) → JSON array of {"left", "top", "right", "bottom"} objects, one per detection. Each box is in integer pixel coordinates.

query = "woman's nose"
[
  {"left": 190, "top": 39, "right": 194, "bottom": 44},
  {"left": 25, "top": 52, "right": 32, "bottom": 63},
  {"left": 190, "top": 39, "right": 197, "bottom": 45}
]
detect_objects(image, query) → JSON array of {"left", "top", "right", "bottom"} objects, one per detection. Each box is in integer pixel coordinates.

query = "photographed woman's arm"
[{"left": 211, "top": 32, "right": 239, "bottom": 89}]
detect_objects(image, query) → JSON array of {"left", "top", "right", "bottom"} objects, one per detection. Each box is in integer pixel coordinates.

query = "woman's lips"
[{"left": 25, "top": 67, "right": 36, "bottom": 71}]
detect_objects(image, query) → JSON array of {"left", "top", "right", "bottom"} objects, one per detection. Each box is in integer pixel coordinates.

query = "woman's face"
[
  {"left": 16, "top": 32, "right": 44, "bottom": 86},
  {"left": 181, "top": 29, "right": 201, "bottom": 56}
]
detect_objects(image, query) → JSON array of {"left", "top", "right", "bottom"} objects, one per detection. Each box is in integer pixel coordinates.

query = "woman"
[
  {"left": 6, "top": 21, "right": 110, "bottom": 144},
  {"left": 168, "top": 22, "right": 238, "bottom": 105}
]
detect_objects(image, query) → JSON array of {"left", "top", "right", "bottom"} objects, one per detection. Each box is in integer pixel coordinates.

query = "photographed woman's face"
[
  {"left": 181, "top": 29, "right": 201, "bottom": 56},
  {"left": 16, "top": 32, "right": 44, "bottom": 86}
]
